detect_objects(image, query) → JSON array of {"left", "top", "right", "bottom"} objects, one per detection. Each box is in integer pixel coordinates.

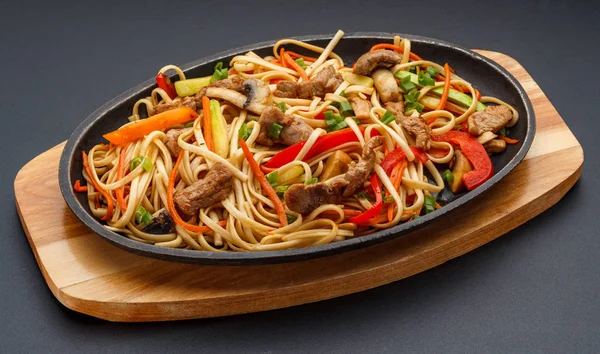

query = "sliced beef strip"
[
  {"left": 400, "top": 116, "right": 431, "bottom": 151},
  {"left": 342, "top": 136, "right": 384, "bottom": 197},
  {"left": 256, "top": 106, "right": 314, "bottom": 146},
  {"left": 347, "top": 94, "right": 372, "bottom": 119},
  {"left": 151, "top": 96, "right": 197, "bottom": 116},
  {"left": 274, "top": 81, "right": 299, "bottom": 98},
  {"left": 284, "top": 177, "right": 349, "bottom": 215},
  {"left": 283, "top": 136, "right": 384, "bottom": 213},
  {"left": 467, "top": 105, "right": 512, "bottom": 136},
  {"left": 384, "top": 101, "right": 405, "bottom": 122},
  {"left": 173, "top": 162, "right": 233, "bottom": 218},
  {"left": 165, "top": 128, "right": 184, "bottom": 158},
  {"left": 352, "top": 50, "right": 403, "bottom": 76}
]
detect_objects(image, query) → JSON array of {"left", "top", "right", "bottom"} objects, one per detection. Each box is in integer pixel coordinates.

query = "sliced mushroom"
[
  {"left": 477, "top": 131, "right": 497, "bottom": 145},
  {"left": 319, "top": 150, "right": 353, "bottom": 181},
  {"left": 352, "top": 49, "right": 403, "bottom": 76},
  {"left": 450, "top": 151, "right": 473, "bottom": 193},
  {"left": 205, "top": 78, "right": 270, "bottom": 114},
  {"left": 484, "top": 139, "right": 506, "bottom": 154},
  {"left": 372, "top": 69, "right": 399, "bottom": 103}
]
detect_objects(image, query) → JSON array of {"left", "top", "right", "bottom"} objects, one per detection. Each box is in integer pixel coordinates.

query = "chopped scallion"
[
  {"left": 275, "top": 185, "right": 289, "bottom": 199},
  {"left": 268, "top": 122, "right": 284, "bottom": 139},
  {"left": 294, "top": 58, "right": 307, "bottom": 70},
  {"left": 499, "top": 127, "right": 506, "bottom": 136},
  {"left": 210, "top": 62, "right": 228, "bottom": 83},
  {"left": 286, "top": 214, "right": 298, "bottom": 223},
  {"left": 327, "top": 120, "right": 348, "bottom": 132},
  {"left": 381, "top": 110, "right": 396, "bottom": 125},
  {"left": 130, "top": 156, "right": 153, "bottom": 172},
  {"left": 184, "top": 121, "right": 194, "bottom": 128},
  {"left": 400, "top": 75, "right": 416, "bottom": 91},
  {"left": 266, "top": 171, "right": 278, "bottom": 187},
  {"left": 418, "top": 72, "right": 435, "bottom": 87},
  {"left": 424, "top": 195, "right": 436, "bottom": 214},
  {"left": 276, "top": 102, "right": 287, "bottom": 113},
  {"left": 426, "top": 66, "right": 440, "bottom": 77},
  {"left": 134, "top": 206, "right": 152, "bottom": 226},
  {"left": 404, "top": 89, "right": 420, "bottom": 103},
  {"left": 412, "top": 214, "right": 420, "bottom": 220},
  {"left": 383, "top": 195, "right": 394, "bottom": 204},
  {"left": 305, "top": 178, "right": 318, "bottom": 185},
  {"left": 405, "top": 102, "right": 424, "bottom": 114},
  {"left": 442, "top": 169, "right": 454, "bottom": 184},
  {"left": 339, "top": 101, "right": 354, "bottom": 116},
  {"left": 238, "top": 123, "right": 252, "bottom": 141}
]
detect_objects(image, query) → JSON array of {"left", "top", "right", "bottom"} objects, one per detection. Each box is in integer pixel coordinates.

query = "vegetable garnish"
[
  {"left": 103, "top": 107, "right": 197, "bottom": 146},
  {"left": 436, "top": 63, "right": 451, "bottom": 110},
  {"left": 82, "top": 151, "right": 114, "bottom": 221},
  {"left": 266, "top": 171, "right": 279, "bottom": 187},
  {"left": 424, "top": 195, "right": 436, "bottom": 214},
  {"left": 239, "top": 139, "right": 288, "bottom": 226},
  {"left": 155, "top": 72, "right": 177, "bottom": 99},
  {"left": 305, "top": 177, "right": 318, "bottom": 185},
  {"left": 166, "top": 151, "right": 227, "bottom": 233},
  {"left": 238, "top": 123, "right": 252, "bottom": 141},
  {"left": 400, "top": 74, "right": 416, "bottom": 92},
  {"left": 294, "top": 58, "right": 307, "bottom": 70},
  {"left": 405, "top": 102, "right": 424, "bottom": 114},
  {"left": 338, "top": 101, "right": 354, "bottom": 116},
  {"left": 418, "top": 72, "right": 435, "bottom": 87},
  {"left": 432, "top": 131, "right": 493, "bottom": 190},
  {"left": 73, "top": 180, "right": 88, "bottom": 193},
  {"left": 275, "top": 185, "right": 289, "bottom": 198},
  {"left": 276, "top": 102, "right": 287, "bottom": 113},
  {"left": 286, "top": 213, "right": 298, "bottom": 224},
  {"left": 442, "top": 169, "right": 455, "bottom": 184},
  {"left": 349, "top": 174, "right": 383, "bottom": 225},
  {"left": 210, "top": 62, "right": 229, "bottom": 83},
  {"left": 380, "top": 110, "right": 396, "bottom": 125},
  {"left": 134, "top": 206, "right": 153, "bottom": 226},
  {"left": 404, "top": 89, "right": 420, "bottom": 104},
  {"left": 268, "top": 122, "right": 284, "bottom": 139},
  {"left": 201, "top": 96, "right": 214, "bottom": 152},
  {"left": 426, "top": 66, "right": 440, "bottom": 77},
  {"left": 130, "top": 156, "right": 153, "bottom": 172},
  {"left": 209, "top": 99, "right": 230, "bottom": 158}
]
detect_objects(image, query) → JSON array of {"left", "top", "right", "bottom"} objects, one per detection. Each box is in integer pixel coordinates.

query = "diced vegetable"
[
  {"left": 210, "top": 62, "right": 228, "bottom": 83},
  {"left": 405, "top": 102, "right": 424, "bottom": 113},
  {"left": 399, "top": 75, "right": 416, "bottom": 91},
  {"left": 134, "top": 206, "right": 153, "bottom": 225},
  {"left": 499, "top": 127, "right": 506, "bottom": 136},
  {"left": 184, "top": 122, "right": 194, "bottom": 128},
  {"left": 103, "top": 107, "right": 198, "bottom": 146},
  {"left": 73, "top": 180, "right": 87, "bottom": 193},
  {"left": 209, "top": 99, "right": 230, "bottom": 158},
  {"left": 418, "top": 72, "right": 435, "bottom": 86},
  {"left": 238, "top": 123, "right": 252, "bottom": 141},
  {"left": 426, "top": 66, "right": 440, "bottom": 77},
  {"left": 130, "top": 156, "right": 153, "bottom": 172},
  {"left": 269, "top": 122, "right": 284, "bottom": 139},
  {"left": 404, "top": 89, "right": 420, "bottom": 104},
  {"left": 381, "top": 110, "right": 396, "bottom": 125},
  {"left": 395, "top": 71, "right": 486, "bottom": 110},
  {"left": 174, "top": 76, "right": 211, "bottom": 97},
  {"left": 424, "top": 195, "right": 436, "bottom": 214},
  {"left": 266, "top": 171, "right": 278, "bottom": 187},
  {"left": 437, "top": 63, "right": 451, "bottom": 110},
  {"left": 342, "top": 72, "right": 374, "bottom": 87},
  {"left": 338, "top": 101, "right": 354, "bottom": 116},
  {"left": 442, "top": 169, "right": 454, "bottom": 184},
  {"left": 320, "top": 150, "right": 352, "bottom": 181},
  {"left": 276, "top": 102, "right": 287, "bottom": 113},
  {"left": 328, "top": 120, "right": 349, "bottom": 132},
  {"left": 412, "top": 214, "right": 420, "bottom": 220},
  {"left": 294, "top": 58, "right": 307, "bottom": 70}
]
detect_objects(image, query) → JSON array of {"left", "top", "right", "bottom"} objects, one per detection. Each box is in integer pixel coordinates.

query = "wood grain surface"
[{"left": 14, "top": 51, "right": 584, "bottom": 322}]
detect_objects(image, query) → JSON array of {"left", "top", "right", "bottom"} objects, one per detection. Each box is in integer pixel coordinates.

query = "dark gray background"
[{"left": 2, "top": 0, "right": 598, "bottom": 352}]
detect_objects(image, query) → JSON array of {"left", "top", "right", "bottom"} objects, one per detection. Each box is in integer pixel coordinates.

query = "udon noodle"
[{"left": 77, "top": 30, "right": 518, "bottom": 252}]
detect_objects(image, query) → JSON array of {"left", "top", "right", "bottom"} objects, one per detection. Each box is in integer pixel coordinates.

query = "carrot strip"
[
  {"left": 115, "top": 143, "right": 130, "bottom": 211},
  {"left": 436, "top": 63, "right": 451, "bottom": 110},
  {"left": 239, "top": 139, "right": 288, "bottom": 226},
  {"left": 202, "top": 96, "right": 214, "bottom": 152},
  {"left": 285, "top": 51, "right": 319, "bottom": 62},
  {"left": 282, "top": 52, "right": 308, "bottom": 81},
  {"left": 82, "top": 151, "right": 114, "bottom": 221},
  {"left": 103, "top": 107, "right": 197, "bottom": 145},
  {"left": 369, "top": 213, "right": 389, "bottom": 225},
  {"left": 498, "top": 135, "right": 520, "bottom": 144},
  {"left": 279, "top": 48, "right": 288, "bottom": 69},
  {"left": 73, "top": 179, "right": 88, "bottom": 192},
  {"left": 370, "top": 43, "right": 422, "bottom": 61},
  {"left": 166, "top": 151, "right": 226, "bottom": 233}
]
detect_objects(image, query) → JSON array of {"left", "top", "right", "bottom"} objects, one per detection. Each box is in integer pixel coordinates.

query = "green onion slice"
[{"left": 268, "top": 122, "right": 284, "bottom": 139}]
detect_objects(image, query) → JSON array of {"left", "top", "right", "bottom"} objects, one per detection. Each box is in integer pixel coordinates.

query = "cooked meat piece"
[
  {"left": 274, "top": 81, "right": 299, "bottom": 98},
  {"left": 151, "top": 96, "right": 197, "bottom": 116},
  {"left": 372, "top": 69, "right": 399, "bottom": 103},
  {"left": 343, "top": 136, "right": 384, "bottom": 197},
  {"left": 284, "top": 136, "right": 384, "bottom": 213},
  {"left": 256, "top": 106, "right": 314, "bottom": 146},
  {"left": 484, "top": 139, "right": 507, "bottom": 154},
  {"left": 400, "top": 116, "right": 431, "bottom": 151},
  {"left": 284, "top": 177, "right": 349, "bottom": 214},
  {"left": 347, "top": 94, "right": 372, "bottom": 119},
  {"left": 194, "top": 76, "right": 245, "bottom": 105},
  {"left": 165, "top": 128, "right": 184, "bottom": 158},
  {"left": 297, "top": 65, "right": 343, "bottom": 99},
  {"left": 352, "top": 50, "right": 403, "bottom": 76},
  {"left": 467, "top": 105, "right": 512, "bottom": 136},
  {"left": 384, "top": 101, "right": 405, "bottom": 121},
  {"left": 142, "top": 210, "right": 175, "bottom": 234},
  {"left": 173, "top": 162, "right": 233, "bottom": 218}
]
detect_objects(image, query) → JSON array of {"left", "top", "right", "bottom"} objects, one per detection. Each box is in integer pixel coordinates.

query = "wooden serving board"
[{"left": 14, "top": 51, "right": 583, "bottom": 322}]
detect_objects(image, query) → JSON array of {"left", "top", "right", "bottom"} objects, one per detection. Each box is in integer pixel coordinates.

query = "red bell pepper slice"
[
  {"left": 410, "top": 146, "right": 429, "bottom": 164},
  {"left": 349, "top": 174, "right": 383, "bottom": 225},
  {"left": 264, "top": 127, "right": 380, "bottom": 168},
  {"left": 380, "top": 148, "right": 406, "bottom": 175},
  {"left": 432, "top": 131, "right": 493, "bottom": 190},
  {"left": 156, "top": 72, "right": 177, "bottom": 99}
]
